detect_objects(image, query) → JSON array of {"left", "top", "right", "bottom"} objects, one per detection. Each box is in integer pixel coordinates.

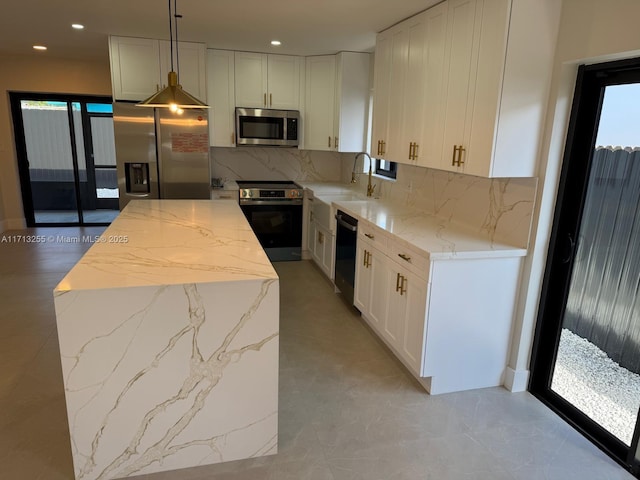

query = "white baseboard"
[{"left": 503, "top": 367, "right": 529, "bottom": 392}]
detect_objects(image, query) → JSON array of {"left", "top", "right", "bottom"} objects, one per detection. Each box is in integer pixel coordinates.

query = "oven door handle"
[
  {"left": 335, "top": 215, "right": 357, "bottom": 232},
  {"left": 240, "top": 199, "right": 303, "bottom": 206}
]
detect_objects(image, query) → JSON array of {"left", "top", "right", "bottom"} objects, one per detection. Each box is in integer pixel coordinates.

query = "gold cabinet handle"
[
  {"left": 264, "top": 93, "right": 267, "bottom": 107},
  {"left": 400, "top": 276, "right": 407, "bottom": 296},
  {"left": 363, "top": 249, "right": 368, "bottom": 267},
  {"left": 334, "top": 136, "right": 338, "bottom": 149},
  {"left": 381, "top": 140, "right": 386, "bottom": 155},
  {"left": 398, "top": 253, "right": 411, "bottom": 262},
  {"left": 377, "top": 140, "right": 382, "bottom": 156},
  {"left": 270, "top": 93, "right": 273, "bottom": 106},
  {"left": 366, "top": 250, "right": 371, "bottom": 268},
  {"left": 452, "top": 145, "right": 466, "bottom": 166},
  {"left": 396, "top": 272, "right": 402, "bottom": 292},
  {"left": 364, "top": 233, "right": 374, "bottom": 240},
  {"left": 408, "top": 142, "right": 413, "bottom": 160},
  {"left": 413, "top": 143, "right": 419, "bottom": 160},
  {"left": 328, "top": 136, "right": 331, "bottom": 148}
]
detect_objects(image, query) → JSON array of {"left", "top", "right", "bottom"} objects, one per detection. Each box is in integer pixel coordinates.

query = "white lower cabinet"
[
  {"left": 312, "top": 223, "right": 334, "bottom": 279},
  {"left": 354, "top": 226, "right": 520, "bottom": 394},
  {"left": 387, "top": 260, "right": 429, "bottom": 376},
  {"left": 355, "top": 235, "right": 389, "bottom": 331},
  {"left": 306, "top": 203, "right": 335, "bottom": 280},
  {"left": 356, "top": 230, "right": 430, "bottom": 378}
]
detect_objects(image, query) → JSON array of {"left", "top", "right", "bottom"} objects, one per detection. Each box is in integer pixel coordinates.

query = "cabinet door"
[
  {"left": 400, "top": 12, "right": 427, "bottom": 165},
  {"left": 304, "top": 55, "right": 336, "bottom": 151},
  {"left": 419, "top": 2, "right": 448, "bottom": 168},
  {"left": 234, "top": 52, "right": 268, "bottom": 108},
  {"left": 465, "top": 0, "right": 511, "bottom": 177},
  {"left": 334, "top": 52, "right": 371, "bottom": 153},
  {"left": 206, "top": 49, "right": 236, "bottom": 147},
  {"left": 385, "top": 26, "right": 409, "bottom": 163},
  {"left": 440, "top": 0, "right": 479, "bottom": 173},
  {"left": 355, "top": 238, "right": 389, "bottom": 332},
  {"left": 400, "top": 269, "right": 428, "bottom": 376},
  {"left": 371, "top": 31, "right": 392, "bottom": 157},
  {"left": 368, "top": 247, "right": 389, "bottom": 331},
  {"left": 354, "top": 240, "right": 372, "bottom": 314},
  {"left": 307, "top": 216, "right": 317, "bottom": 257},
  {"left": 267, "top": 55, "right": 301, "bottom": 110},
  {"left": 109, "top": 36, "right": 161, "bottom": 101},
  {"left": 160, "top": 41, "right": 207, "bottom": 102},
  {"left": 387, "top": 262, "right": 429, "bottom": 376}
]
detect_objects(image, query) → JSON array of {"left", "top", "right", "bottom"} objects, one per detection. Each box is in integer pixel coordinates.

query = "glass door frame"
[
  {"left": 9, "top": 91, "right": 114, "bottom": 227},
  {"left": 530, "top": 57, "right": 640, "bottom": 476}
]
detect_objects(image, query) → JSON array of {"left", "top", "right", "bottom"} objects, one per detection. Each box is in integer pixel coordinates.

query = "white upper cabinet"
[
  {"left": 159, "top": 41, "right": 207, "bottom": 102},
  {"left": 371, "top": 32, "right": 392, "bottom": 158},
  {"left": 267, "top": 54, "right": 301, "bottom": 110},
  {"left": 303, "top": 52, "right": 371, "bottom": 152},
  {"left": 109, "top": 37, "right": 161, "bottom": 101},
  {"left": 372, "top": 0, "right": 557, "bottom": 177},
  {"left": 334, "top": 52, "right": 371, "bottom": 153},
  {"left": 109, "top": 36, "right": 207, "bottom": 103},
  {"left": 234, "top": 52, "right": 301, "bottom": 110},
  {"left": 420, "top": 2, "right": 448, "bottom": 168},
  {"left": 304, "top": 55, "right": 336, "bottom": 151},
  {"left": 206, "top": 49, "right": 236, "bottom": 147}
]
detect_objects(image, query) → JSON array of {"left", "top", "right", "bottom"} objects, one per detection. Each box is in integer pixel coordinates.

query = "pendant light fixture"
[{"left": 137, "top": 0, "right": 208, "bottom": 110}]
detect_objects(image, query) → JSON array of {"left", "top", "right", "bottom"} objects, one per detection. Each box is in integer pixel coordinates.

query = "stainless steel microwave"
[{"left": 235, "top": 108, "right": 299, "bottom": 147}]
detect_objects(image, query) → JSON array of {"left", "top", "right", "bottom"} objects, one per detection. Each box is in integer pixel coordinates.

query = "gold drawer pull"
[
  {"left": 398, "top": 253, "right": 411, "bottom": 262},
  {"left": 364, "top": 233, "right": 374, "bottom": 240}
]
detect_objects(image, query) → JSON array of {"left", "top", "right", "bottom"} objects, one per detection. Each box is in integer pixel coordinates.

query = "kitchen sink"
[{"left": 311, "top": 192, "right": 368, "bottom": 231}]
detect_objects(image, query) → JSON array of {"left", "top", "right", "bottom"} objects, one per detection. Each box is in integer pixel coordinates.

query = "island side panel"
[{"left": 53, "top": 278, "right": 279, "bottom": 480}]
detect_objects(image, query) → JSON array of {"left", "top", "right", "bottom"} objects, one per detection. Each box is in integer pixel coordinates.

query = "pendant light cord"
[
  {"left": 168, "top": 0, "right": 174, "bottom": 72},
  {"left": 174, "top": 0, "right": 181, "bottom": 85}
]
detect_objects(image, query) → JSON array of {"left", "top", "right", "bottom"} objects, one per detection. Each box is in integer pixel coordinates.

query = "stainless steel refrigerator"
[{"left": 113, "top": 102, "right": 211, "bottom": 210}]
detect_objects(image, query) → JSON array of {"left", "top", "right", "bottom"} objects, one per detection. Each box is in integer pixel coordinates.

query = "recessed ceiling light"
[
  {"left": 271, "top": 40, "right": 282, "bottom": 46},
  {"left": 72, "top": 24, "right": 85, "bottom": 30},
  {"left": 33, "top": 45, "right": 47, "bottom": 51}
]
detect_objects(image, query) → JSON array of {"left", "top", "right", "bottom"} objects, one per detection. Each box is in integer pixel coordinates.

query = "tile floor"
[{"left": 0, "top": 226, "right": 635, "bottom": 480}]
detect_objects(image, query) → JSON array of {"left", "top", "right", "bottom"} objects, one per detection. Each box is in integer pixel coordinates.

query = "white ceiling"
[{"left": 0, "top": 0, "right": 440, "bottom": 62}]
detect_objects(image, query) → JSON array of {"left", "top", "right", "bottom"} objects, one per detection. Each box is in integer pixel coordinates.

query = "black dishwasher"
[{"left": 334, "top": 210, "right": 358, "bottom": 306}]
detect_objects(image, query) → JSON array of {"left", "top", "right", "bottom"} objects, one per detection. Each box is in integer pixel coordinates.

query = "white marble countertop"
[
  {"left": 55, "top": 200, "right": 277, "bottom": 293},
  {"left": 299, "top": 182, "right": 527, "bottom": 260}
]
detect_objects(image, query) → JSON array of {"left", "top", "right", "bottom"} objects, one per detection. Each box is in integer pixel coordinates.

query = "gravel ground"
[{"left": 551, "top": 328, "right": 640, "bottom": 445}]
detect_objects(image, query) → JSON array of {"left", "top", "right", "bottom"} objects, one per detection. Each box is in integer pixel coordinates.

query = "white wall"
[
  {"left": 508, "top": 0, "right": 640, "bottom": 390},
  {"left": 0, "top": 53, "right": 112, "bottom": 232}
]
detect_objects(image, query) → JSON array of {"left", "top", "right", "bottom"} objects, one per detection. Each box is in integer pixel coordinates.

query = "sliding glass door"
[
  {"left": 10, "top": 93, "right": 118, "bottom": 226},
  {"left": 531, "top": 58, "right": 640, "bottom": 476}
]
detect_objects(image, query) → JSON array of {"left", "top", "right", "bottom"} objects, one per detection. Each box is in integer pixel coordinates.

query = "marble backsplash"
[
  {"left": 210, "top": 147, "right": 537, "bottom": 250},
  {"left": 344, "top": 159, "right": 538, "bottom": 250},
  {"left": 210, "top": 147, "right": 343, "bottom": 183}
]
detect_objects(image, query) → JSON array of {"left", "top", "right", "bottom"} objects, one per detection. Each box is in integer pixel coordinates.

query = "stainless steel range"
[{"left": 237, "top": 181, "right": 304, "bottom": 262}]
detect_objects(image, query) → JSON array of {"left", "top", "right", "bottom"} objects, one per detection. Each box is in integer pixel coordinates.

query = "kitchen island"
[{"left": 53, "top": 200, "right": 279, "bottom": 480}]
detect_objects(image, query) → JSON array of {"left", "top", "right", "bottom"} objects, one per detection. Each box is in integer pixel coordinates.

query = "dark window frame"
[{"left": 374, "top": 159, "right": 397, "bottom": 179}]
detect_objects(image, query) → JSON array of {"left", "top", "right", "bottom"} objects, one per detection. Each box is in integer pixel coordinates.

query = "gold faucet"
[{"left": 352, "top": 152, "right": 376, "bottom": 197}]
